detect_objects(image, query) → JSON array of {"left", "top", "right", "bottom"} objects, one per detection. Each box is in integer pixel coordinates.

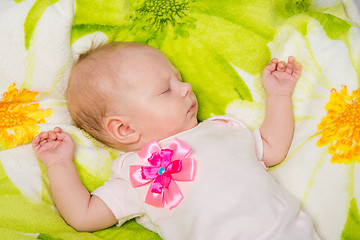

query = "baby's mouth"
[{"left": 188, "top": 101, "right": 197, "bottom": 113}]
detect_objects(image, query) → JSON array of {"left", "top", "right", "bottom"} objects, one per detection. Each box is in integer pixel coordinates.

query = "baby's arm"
[
  {"left": 32, "top": 127, "right": 117, "bottom": 231},
  {"left": 260, "top": 57, "right": 301, "bottom": 167}
]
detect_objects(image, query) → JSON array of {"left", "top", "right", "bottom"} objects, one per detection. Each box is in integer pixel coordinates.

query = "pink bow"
[{"left": 130, "top": 138, "right": 195, "bottom": 209}]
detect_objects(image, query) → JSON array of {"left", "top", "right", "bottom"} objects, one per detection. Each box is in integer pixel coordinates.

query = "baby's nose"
[{"left": 181, "top": 82, "right": 192, "bottom": 97}]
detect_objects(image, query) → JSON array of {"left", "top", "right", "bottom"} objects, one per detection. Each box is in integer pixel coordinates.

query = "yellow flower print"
[
  {"left": 0, "top": 83, "right": 52, "bottom": 149},
  {"left": 313, "top": 86, "right": 360, "bottom": 164}
]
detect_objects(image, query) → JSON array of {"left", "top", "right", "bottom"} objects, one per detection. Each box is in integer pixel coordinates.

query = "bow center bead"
[{"left": 158, "top": 167, "right": 165, "bottom": 175}]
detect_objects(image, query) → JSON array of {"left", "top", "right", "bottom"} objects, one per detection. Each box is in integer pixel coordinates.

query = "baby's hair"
[
  {"left": 67, "top": 42, "right": 128, "bottom": 147},
  {"left": 67, "top": 42, "right": 150, "bottom": 147},
  {"left": 77, "top": 40, "right": 106, "bottom": 62}
]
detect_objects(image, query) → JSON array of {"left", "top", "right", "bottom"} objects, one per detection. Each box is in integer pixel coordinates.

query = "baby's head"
[{"left": 67, "top": 42, "right": 198, "bottom": 152}]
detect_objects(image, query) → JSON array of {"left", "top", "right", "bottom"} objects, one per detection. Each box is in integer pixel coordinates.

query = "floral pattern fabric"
[
  {"left": 0, "top": 83, "right": 52, "bottom": 150},
  {"left": 0, "top": 0, "right": 359, "bottom": 239}
]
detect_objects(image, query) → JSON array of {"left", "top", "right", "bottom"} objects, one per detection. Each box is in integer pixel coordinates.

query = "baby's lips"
[{"left": 187, "top": 101, "right": 197, "bottom": 113}]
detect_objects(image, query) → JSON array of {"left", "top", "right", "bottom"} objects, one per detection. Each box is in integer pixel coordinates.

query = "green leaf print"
[
  {"left": 24, "top": 0, "right": 59, "bottom": 49},
  {"left": 341, "top": 198, "right": 360, "bottom": 240},
  {"left": 308, "top": 12, "right": 352, "bottom": 40}
]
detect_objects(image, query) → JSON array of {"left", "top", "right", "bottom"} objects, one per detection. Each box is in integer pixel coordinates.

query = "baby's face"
[{"left": 114, "top": 46, "right": 198, "bottom": 144}]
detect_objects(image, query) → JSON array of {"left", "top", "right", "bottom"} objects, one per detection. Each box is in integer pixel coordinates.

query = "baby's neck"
[{"left": 115, "top": 122, "right": 199, "bottom": 153}]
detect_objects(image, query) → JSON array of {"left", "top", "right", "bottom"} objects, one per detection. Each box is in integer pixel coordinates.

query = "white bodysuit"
[{"left": 92, "top": 116, "right": 319, "bottom": 240}]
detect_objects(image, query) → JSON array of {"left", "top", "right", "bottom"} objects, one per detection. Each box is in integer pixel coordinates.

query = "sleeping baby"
[{"left": 32, "top": 42, "right": 320, "bottom": 239}]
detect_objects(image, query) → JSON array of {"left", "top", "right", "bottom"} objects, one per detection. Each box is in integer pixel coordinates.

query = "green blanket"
[{"left": 1, "top": 0, "right": 360, "bottom": 239}]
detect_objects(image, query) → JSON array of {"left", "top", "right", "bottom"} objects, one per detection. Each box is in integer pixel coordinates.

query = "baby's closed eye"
[{"left": 161, "top": 88, "right": 171, "bottom": 94}]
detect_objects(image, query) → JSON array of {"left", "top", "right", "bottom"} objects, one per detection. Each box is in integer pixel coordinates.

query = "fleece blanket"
[{"left": 0, "top": 0, "right": 360, "bottom": 239}]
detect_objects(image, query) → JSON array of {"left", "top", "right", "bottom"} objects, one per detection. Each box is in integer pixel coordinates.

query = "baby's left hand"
[{"left": 262, "top": 56, "right": 301, "bottom": 97}]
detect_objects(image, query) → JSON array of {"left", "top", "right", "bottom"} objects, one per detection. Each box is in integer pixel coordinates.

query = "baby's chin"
[{"left": 189, "top": 118, "right": 199, "bottom": 129}]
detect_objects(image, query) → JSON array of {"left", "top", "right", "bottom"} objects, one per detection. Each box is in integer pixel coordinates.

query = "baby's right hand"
[{"left": 32, "top": 127, "right": 75, "bottom": 168}]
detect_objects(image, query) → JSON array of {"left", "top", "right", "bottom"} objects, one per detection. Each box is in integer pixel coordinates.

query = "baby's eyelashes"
[{"left": 161, "top": 88, "right": 171, "bottom": 94}]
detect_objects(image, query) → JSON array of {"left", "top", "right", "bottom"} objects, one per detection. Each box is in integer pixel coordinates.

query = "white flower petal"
[
  {"left": 26, "top": 0, "right": 75, "bottom": 93},
  {"left": 226, "top": 100, "right": 264, "bottom": 130},
  {"left": 0, "top": 145, "right": 42, "bottom": 203},
  {"left": 306, "top": 19, "right": 358, "bottom": 91},
  {"left": 310, "top": 0, "right": 340, "bottom": 10},
  {"left": 269, "top": 138, "right": 326, "bottom": 200},
  {"left": 354, "top": 163, "right": 360, "bottom": 211},
  {"left": 0, "top": 0, "right": 32, "bottom": 86},
  {"left": 342, "top": 0, "right": 360, "bottom": 26},
  {"left": 230, "top": 64, "right": 264, "bottom": 102},
  {"left": 271, "top": 139, "right": 349, "bottom": 240},
  {"left": 348, "top": 26, "right": 360, "bottom": 76},
  {"left": 303, "top": 161, "right": 350, "bottom": 240},
  {"left": 71, "top": 32, "right": 109, "bottom": 61}
]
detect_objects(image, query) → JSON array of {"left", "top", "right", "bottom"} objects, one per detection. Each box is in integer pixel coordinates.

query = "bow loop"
[
  {"left": 130, "top": 138, "right": 195, "bottom": 209},
  {"left": 147, "top": 152, "right": 162, "bottom": 167},
  {"left": 141, "top": 166, "right": 159, "bottom": 180},
  {"left": 166, "top": 160, "right": 182, "bottom": 174},
  {"left": 159, "top": 149, "right": 173, "bottom": 166}
]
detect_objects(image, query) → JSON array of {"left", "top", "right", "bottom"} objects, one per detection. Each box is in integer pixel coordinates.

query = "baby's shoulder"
[{"left": 109, "top": 152, "right": 135, "bottom": 176}]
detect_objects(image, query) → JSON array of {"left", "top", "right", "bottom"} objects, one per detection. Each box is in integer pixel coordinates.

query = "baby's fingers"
[
  {"left": 39, "top": 131, "right": 50, "bottom": 142},
  {"left": 32, "top": 132, "right": 49, "bottom": 149},
  {"left": 276, "top": 61, "right": 286, "bottom": 72},
  {"left": 32, "top": 135, "right": 41, "bottom": 149},
  {"left": 263, "top": 58, "right": 278, "bottom": 78},
  {"left": 292, "top": 62, "right": 302, "bottom": 80},
  {"left": 285, "top": 56, "right": 295, "bottom": 75},
  {"left": 33, "top": 131, "right": 56, "bottom": 146},
  {"left": 49, "top": 131, "right": 57, "bottom": 141},
  {"left": 53, "top": 127, "right": 70, "bottom": 142},
  {"left": 54, "top": 127, "right": 63, "bottom": 133}
]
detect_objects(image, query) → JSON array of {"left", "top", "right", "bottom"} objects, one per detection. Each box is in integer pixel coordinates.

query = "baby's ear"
[{"left": 105, "top": 116, "right": 140, "bottom": 144}]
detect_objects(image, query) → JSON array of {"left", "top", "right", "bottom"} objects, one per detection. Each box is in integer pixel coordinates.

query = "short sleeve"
[
  {"left": 252, "top": 128, "right": 264, "bottom": 162},
  {"left": 91, "top": 155, "right": 144, "bottom": 226}
]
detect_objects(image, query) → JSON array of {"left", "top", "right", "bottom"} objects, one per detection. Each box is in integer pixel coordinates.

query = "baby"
[{"left": 32, "top": 42, "right": 319, "bottom": 239}]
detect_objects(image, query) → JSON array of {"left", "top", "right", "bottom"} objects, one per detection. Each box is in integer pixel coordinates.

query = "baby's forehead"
[{"left": 72, "top": 43, "right": 177, "bottom": 89}]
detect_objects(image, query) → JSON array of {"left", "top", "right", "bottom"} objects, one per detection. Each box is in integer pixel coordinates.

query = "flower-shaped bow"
[{"left": 130, "top": 138, "right": 195, "bottom": 209}]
